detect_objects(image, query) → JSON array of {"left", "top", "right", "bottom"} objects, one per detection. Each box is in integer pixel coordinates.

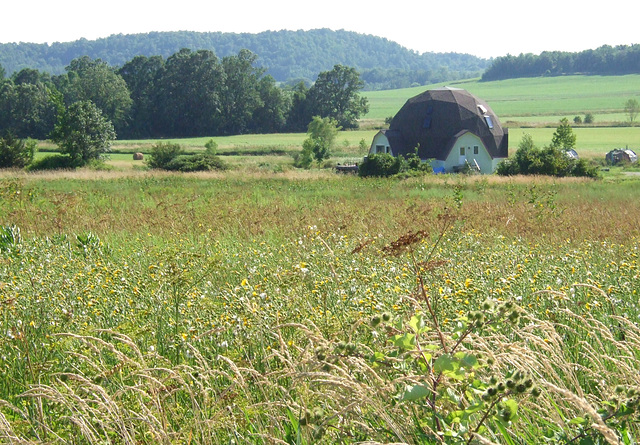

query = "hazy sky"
[{"left": 2, "top": 0, "right": 637, "bottom": 59}]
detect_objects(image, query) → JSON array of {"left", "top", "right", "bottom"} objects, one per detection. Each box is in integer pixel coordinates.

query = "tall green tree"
[
  {"left": 59, "top": 56, "right": 132, "bottom": 133},
  {"left": 251, "top": 75, "right": 290, "bottom": 133},
  {"left": 285, "top": 81, "right": 311, "bottom": 132},
  {"left": 153, "top": 49, "right": 224, "bottom": 137},
  {"left": 0, "top": 75, "right": 59, "bottom": 139},
  {"left": 51, "top": 100, "right": 116, "bottom": 165},
  {"left": 219, "top": 49, "right": 263, "bottom": 135},
  {"left": 117, "top": 55, "right": 165, "bottom": 138},
  {"left": 625, "top": 98, "right": 640, "bottom": 124},
  {"left": 551, "top": 117, "right": 577, "bottom": 150},
  {"left": 305, "top": 64, "right": 369, "bottom": 129},
  {"left": 302, "top": 116, "right": 340, "bottom": 163}
]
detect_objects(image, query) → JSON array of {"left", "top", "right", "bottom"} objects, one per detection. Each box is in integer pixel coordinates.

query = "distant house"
[
  {"left": 369, "top": 87, "right": 508, "bottom": 174},
  {"left": 606, "top": 148, "right": 638, "bottom": 164},
  {"left": 565, "top": 149, "right": 579, "bottom": 160}
]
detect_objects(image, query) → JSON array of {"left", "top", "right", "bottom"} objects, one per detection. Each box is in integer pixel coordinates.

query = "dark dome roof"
[{"left": 387, "top": 87, "right": 508, "bottom": 160}]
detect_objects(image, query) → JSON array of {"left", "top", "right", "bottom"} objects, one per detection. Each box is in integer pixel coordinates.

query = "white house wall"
[
  {"left": 369, "top": 133, "right": 391, "bottom": 155},
  {"left": 444, "top": 132, "right": 494, "bottom": 173}
]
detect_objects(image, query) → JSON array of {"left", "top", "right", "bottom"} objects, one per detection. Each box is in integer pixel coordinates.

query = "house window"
[
  {"left": 484, "top": 115, "right": 494, "bottom": 129},
  {"left": 385, "top": 146, "right": 390, "bottom": 154},
  {"left": 459, "top": 147, "right": 465, "bottom": 156},
  {"left": 423, "top": 116, "right": 432, "bottom": 129},
  {"left": 473, "top": 146, "right": 479, "bottom": 154},
  {"left": 376, "top": 145, "right": 385, "bottom": 153}
]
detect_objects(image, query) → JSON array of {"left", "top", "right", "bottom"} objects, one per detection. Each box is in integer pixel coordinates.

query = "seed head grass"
[{"left": 0, "top": 173, "right": 639, "bottom": 442}]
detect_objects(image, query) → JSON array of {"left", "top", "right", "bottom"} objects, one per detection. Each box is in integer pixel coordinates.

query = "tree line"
[
  {"left": 0, "top": 29, "right": 489, "bottom": 90},
  {"left": 0, "top": 49, "right": 369, "bottom": 140},
  {"left": 482, "top": 44, "right": 640, "bottom": 81}
]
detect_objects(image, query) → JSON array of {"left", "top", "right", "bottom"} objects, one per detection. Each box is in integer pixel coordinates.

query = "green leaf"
[
  {"left": 464, "top": 403, "right": 484, "bottom": 414},
  {"left": 434, "top": 354, "right": 455, "bottom": 373},
  {"left": 401, "top": 384, "right": 430, "bottom": 402},
  {"left": 446, "top": 410, "right": 465, "bottom": 423},
  {"left": 409, "top": 314, "right": 429, "bottom": 333},
  {"left": 503, "top": 399, "right": 519, "bottom": 417},
  {"left": 568, "top": 416, "right": 589, "bottom": 425},
  {"left": 455, "top": 352, "right": 480, "bottom": 369},
  {"left": 392, "top": 333, "right": 415, "bottom": 350}
]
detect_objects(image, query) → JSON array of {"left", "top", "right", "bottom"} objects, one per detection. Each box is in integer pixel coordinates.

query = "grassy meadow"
[
  {"left": 1, "top": 172, "right": 640, "bottom": 443},
  {"left": 2, "top": 74, "right": 640, "bottom": 443}
]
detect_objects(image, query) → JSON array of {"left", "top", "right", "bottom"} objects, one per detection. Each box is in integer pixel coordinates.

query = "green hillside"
[
  {"left": 361, "top": 74, "right": 640, "bottom": 158},
  {"left": 364, "top": 74, "right": 640, "bottom": 125},
  {"left": 0, "top": 29, "right": 488, "bottom": 89}
]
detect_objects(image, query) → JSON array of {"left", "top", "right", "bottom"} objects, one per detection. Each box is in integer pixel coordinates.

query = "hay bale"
[{"left": 133, "top": 152, "right": 144, "bottom": 160}]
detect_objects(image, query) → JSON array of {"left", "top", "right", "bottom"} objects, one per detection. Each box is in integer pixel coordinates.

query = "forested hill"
[
  {"left": 482, "top": 44, "right": 640, "bottom": 81},
  {"left": 0, "top": 29, "right": 489, "bottom": 90}
]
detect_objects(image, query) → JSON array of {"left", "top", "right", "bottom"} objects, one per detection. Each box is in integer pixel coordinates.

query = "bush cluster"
[
  {"left": 358, "top": 152, "right": 432, "bottom": 177},
  {"left": 147, "top": 141, "right": 227, "bottom": 172},
  {"left": 0, "top": 132, "right": 36, "bottom": 168},
  {"left": 497, "top": 135, "right": 599, "bottom": 178}
]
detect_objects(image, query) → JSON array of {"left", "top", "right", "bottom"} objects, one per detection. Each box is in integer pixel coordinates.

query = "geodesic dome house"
[{"left": 369, "top": 87, "right": 508, "bottom": 173}]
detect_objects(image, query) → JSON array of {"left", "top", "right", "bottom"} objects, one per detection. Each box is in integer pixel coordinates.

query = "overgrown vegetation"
[
  {"left": 147, "top": 140, "right": 227, "bottom": 172},
  {"left": 0, "top": 174, "right": 639, "bottom": 443},
  {"left": 0, "top": 131, "right": 36, "bottom": 168},
  {"left": 358, "top": 151, "right": 433, "bottom": 177},
  {"left": 497, "top": 120, "right": 600, "bottom": 178}
]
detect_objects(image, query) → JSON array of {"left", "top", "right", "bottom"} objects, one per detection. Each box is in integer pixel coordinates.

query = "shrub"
[
  {"left": 292, "top": 145, "right": 314, "bottom": 169},
  {"left": 497, "top": 133, "right": 599, "bottom": 178},
  {"left": 164, "top": 153, "right": 228, "bottom": 172},
  {"left": 358, "top": 153, "right": 402, "bottom": 177},
  {"left": 358, "top": 152, "right": 432, "bottom": 178},
  {"left": 147, "top": 142, "right": 184, "bottom": 169},
  {"left": 26, "top": 154, "right": 79, "bottom": 171},
  {"left": 0, "top": 132, "right": 36, "bottom": 168}
]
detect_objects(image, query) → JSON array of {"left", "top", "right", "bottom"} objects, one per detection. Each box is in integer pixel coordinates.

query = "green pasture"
[{"left": 364, "top": 74, "right": 640, "bottom": 123}]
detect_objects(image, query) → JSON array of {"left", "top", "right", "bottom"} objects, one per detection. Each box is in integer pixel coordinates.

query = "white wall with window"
[{"left": 369, "top": 132, "right": 392, "bottom": 155}]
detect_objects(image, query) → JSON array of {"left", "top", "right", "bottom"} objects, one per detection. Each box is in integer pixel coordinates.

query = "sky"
[{"left": 2, "top": 0, "right": 638, "bottom": 59}]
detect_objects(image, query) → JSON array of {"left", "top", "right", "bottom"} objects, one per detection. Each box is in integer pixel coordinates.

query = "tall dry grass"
[{"left": 1, "top": 172, "right": 639, "bottom": 243}]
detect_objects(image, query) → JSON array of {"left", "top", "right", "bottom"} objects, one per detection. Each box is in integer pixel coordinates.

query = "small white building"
[{"left": 369, "top": 87, "right": 509, "bottom": 174}]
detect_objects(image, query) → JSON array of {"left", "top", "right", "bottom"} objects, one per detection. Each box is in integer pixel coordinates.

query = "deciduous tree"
[
  {"left": 153, "top": 49, "right": 224, "bottom": 137},
  {"left": 305, "top": 65, "right": 369, "bottom": 129},
  {"left": 551, "top": 117, "right": 577, "bottom": 150},
  {"left": 117, "top": 55, "right": 164, "bottom": 138},
  {"left": 51, "top": 100, "right": 116, "bottom": 165},
  {"left": 302, "top": 116, "right": 340, "bottom": 163},
  {"left": 59, "top": 57, "right": 132, "bottom": 133},
  {"left": 625, "top": 98, "right": 640, "bottom": 124}
]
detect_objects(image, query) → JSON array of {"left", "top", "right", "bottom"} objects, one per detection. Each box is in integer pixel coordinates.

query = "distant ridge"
[{"left": 0, "top": 29, "right": 489, "bottom": 89}]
